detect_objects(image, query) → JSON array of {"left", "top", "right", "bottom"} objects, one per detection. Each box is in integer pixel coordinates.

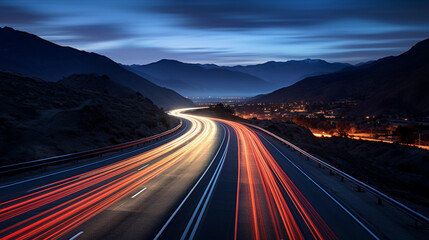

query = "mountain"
[
  {"left": 126, "top": 59, "right": 273, "bottom": 97},
  {"left": 0, "top": 27, "right": 193, "bottom": 109},
  {"left": 0, "top": 71, "right": 177, "bottom": 165},
  {"left": 59, "top": 74, "right": 136, "bottom": 98},
  {"left": 252, "top": 38, "right": 429, "bottom": 115},
  {"left": 204, "top": 59, "right": 351, "bottom": 88}
]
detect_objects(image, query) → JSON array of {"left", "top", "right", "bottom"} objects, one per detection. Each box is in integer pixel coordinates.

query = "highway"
[{"left": 0, "top": 108, "right": 426, "bottom": 239}]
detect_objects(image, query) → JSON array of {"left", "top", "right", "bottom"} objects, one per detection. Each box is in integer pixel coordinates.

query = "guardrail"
[
  {"left": 0, "top": 120, "right": 183, "bottom": 175},
  {"left": 244, "top": 122, "right": 429, "bottom": 227}
]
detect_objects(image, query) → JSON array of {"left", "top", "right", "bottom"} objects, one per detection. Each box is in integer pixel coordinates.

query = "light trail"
[
  {"left": 181, "top": 125, "right": 230, "bottom": 240},
  {"left": 1, "top": 108, "right": 345, "bottom": 239},
  {"left": 0, "top": 108, "right": 220, "bottom": 239},
  {"left": 216, "top": 119, "right": 338, "bottom": 240},
  {"left": 153, "top": 124, "right": 229, "bottom": 240}
]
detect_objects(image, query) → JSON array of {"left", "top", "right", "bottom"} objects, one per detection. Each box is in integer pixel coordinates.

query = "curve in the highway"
[{"left": 0, "top": 108, "right": 410, "bottom": 240}]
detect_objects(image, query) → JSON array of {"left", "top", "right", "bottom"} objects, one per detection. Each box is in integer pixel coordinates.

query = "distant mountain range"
[
  {"left": 126, "top": 59, "right": 350, "bottom": 97},
  {"left": 3, "top": 27, "right": 426, "bottom": 116},
  {"left": 253, "top": 37, "right": 429, "bottom": 115},
  {"left": 0, "top": 27, "right": 193, "bottom": 109},
  {"left": 202, "top": 59, "right": 351, "bottom": 87},
  {"left": 0, "top": 27, "right": 353, "bottom": 101},
  {"left": 126, "top": 59, "right": 272, "bottom": 97}
]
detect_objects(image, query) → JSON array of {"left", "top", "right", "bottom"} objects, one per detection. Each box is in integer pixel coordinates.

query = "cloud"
[
  {"left": 337, "top": 40, "right": 420, "bottom": 52},
  {"left": 2, "top": 0, "right": 429, "bottom": 65},
  {"left": 50, "top": 24, "right": 134, "bottom": 44},
  {"left": 0, "top": 4, "right": 53, "bottom": 24},
  {"left": 97, "top": 45, "right": 226, "bottom": 65},
  {"left": 148, "top": 0, "right": 429, "bottom": 30},
  {"left": 318, "top": 49, "right": 403, "bottom": 63},
  {"left": 149, "top": 2, "right": 330, "bottom": 30}
]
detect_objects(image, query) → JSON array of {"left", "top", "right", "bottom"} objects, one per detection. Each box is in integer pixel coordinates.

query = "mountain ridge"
[
  {"left": 0, "top": 27, "right": 193, "bottom": 109},
  {"left": 126, "top": 59, "right": 273, "bottom": 97},
  {"left": 195, "top": 58, "right": 351, "bottom": 88},
  {"left": 252, "top": 37, "right": 429, "bottom": 115}
]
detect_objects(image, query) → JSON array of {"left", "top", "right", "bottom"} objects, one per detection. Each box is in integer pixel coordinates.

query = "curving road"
[{"left": 0, "top": 108, "right": 422, "bottom": 239}]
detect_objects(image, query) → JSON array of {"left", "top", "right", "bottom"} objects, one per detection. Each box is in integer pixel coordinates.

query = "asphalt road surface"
[{"left": 0, "top": 108, "right": 426, "bottom": 239}]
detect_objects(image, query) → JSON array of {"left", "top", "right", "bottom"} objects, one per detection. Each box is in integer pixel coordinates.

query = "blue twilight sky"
[{"left": 1, "top": 0, "right": 429, "bottom": 65}]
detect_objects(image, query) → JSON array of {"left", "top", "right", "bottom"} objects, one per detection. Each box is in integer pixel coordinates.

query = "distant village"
[{"left": 198, "top": 100, "right": 429, "bottom": 150}]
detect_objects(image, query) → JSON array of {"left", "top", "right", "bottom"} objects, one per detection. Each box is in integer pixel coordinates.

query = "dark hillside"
[
  {"left": 0, "top": 27, "right": 193, "bottom": 109},
  {"left": 253, "top": 38, "right": 429, "bottom": 115},
  {"left": 0, "top": 71, "right": 178, "bottom": 165},
  {"left": 59, "top": 74, "right": 136, "bottom": 98}
]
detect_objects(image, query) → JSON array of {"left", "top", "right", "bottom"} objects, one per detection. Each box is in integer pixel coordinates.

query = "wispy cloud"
[{"left": 2, "top": 0, "right": 429, "bottom": 64}]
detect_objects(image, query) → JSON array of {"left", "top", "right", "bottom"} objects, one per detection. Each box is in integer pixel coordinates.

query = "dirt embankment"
[{"left": 0, "top": 71, "right": 179, "bottom": 165}]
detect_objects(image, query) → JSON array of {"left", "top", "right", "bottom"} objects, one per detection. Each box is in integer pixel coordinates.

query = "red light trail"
[
  {"left": 0, "top": 109, "right": 338, "bottom": 240},
  {"left": 218, "top": 119, "right": 337, "bottom": 240},
  {"left": 0, "top": 110, "right": 218, "bottom": 239}
]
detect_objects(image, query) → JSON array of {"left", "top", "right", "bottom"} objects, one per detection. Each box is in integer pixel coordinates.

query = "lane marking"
[
  {"left": 131, "top": 187, "right": 147, "bottom": 199},
  {"left": 25, "top": 181, "right": 58, "bottom": 193},
  {"left": 138, "top": 164, "right": 149, "bottom": 171},
  {"left": 181, "top": 126, "right": 230, "bottom": 240},
  {"left": 257, "top": 133, "right": 381, "bottom": 240},
  {"left": 0, "top": 121, "right": 189, "bottom": 189},
  {"left": 187, "top": 128, "right": 230, "bottom": 240},
  {"left": 69, "top": 231, "right": 84, "bottom": 240},
  {"left": 153, "top": 124, "right": 228, "bottom": 240}
]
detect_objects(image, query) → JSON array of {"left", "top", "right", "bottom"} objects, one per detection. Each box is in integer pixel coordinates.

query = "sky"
[{"left": 1, "top": 0, "right": 429, "bottom": 65}]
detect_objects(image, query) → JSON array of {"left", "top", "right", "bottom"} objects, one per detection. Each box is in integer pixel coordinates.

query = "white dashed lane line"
[{"left": 131, "top": 187, "right": 147, "bottom": 199}]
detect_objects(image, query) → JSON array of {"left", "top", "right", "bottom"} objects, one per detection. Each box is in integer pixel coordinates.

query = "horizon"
[
  {"left": 2, "top": 25, "right": 363, "bottom": 67},
  {"left": 132, "top": 57, "right": 355, "bottom": 67},
  {"left": 1, "top": 24, "right": 427, "bottom": 99},
  {"left": 2, "top": 0, "right": 429, "bottom": 65},
  {"left": 3, "top": 25, "right": 424, "bottom": 69}
]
